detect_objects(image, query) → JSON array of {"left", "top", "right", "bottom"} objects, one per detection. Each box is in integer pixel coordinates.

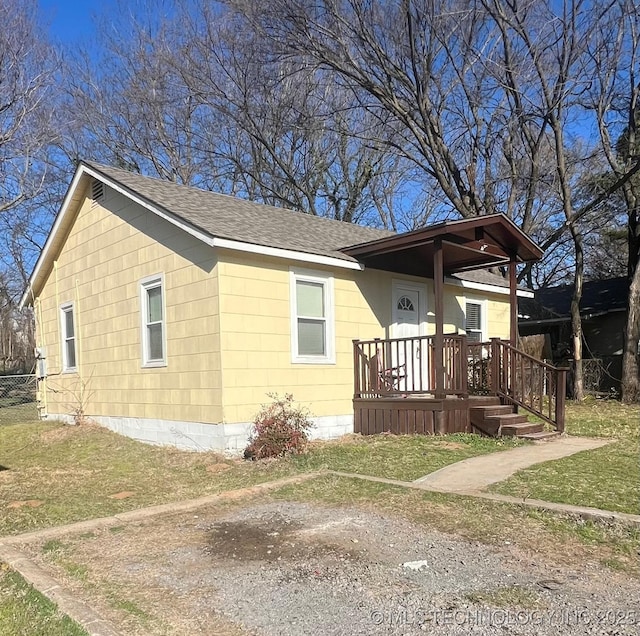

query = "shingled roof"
[
  {"left": 520, "top": 277, "right": 629, "bottom": 322},
  {"left": 23, "top": 161, "right": 528, "bottom": 308},
  {"left": 85, "top": 162, "right": 520, "bottom": 289},
  {"left": 85, "top": 162, "right": 395, "bottom": 263}
]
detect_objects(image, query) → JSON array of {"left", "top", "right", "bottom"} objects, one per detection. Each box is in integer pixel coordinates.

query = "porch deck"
[
  {"left": 354, "top": 395, "right": 487, "bottom": 436},
  {"left": 353, "top": 336, "right": 567, "bottom": 438}
]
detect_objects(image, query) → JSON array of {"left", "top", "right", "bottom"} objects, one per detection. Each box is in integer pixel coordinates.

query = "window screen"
[{"left": 465, "top": 302, "right": 483, "bottom": 342}]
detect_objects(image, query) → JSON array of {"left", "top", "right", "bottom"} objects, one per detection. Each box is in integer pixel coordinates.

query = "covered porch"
[{"left": 343, "top": 215, "right": 567, "bottom": 438}]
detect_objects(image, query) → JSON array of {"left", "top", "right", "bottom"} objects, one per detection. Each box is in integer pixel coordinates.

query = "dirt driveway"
[{"left": 20, "top": 499, "right": 640, "bottom": 636}]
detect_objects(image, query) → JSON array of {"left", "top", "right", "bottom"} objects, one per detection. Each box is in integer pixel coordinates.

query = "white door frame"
[
  {"left": 390, "top": 280, "right": 428, "bottom": 392},
  {"left": 391, "top": 280, "right": 428, "bottom": 338}
]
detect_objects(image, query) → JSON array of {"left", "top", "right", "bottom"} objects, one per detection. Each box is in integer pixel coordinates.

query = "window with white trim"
[
  {"left": 140, "top": 275, "right": 166, "bottom": 366},
  {"left": 465, "top": 300, "right": 485, "bottom": 343},
  {"left": 290, "top": 270, "right": 335, "bottom": 363},
  {"left": 60, "top": 303, "right": 77, "bottom": 371}
]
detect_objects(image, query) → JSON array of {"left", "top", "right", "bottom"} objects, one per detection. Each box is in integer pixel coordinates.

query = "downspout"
[{"left": 34, "top": 295, "right": 48, "bottom": 418}]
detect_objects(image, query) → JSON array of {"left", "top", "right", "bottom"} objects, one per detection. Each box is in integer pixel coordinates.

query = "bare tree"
[
  {"left": 586, "top": 0, "right": 640, "bottom": 402},
  {"left": 62, "top": 2, "right": 213, "bottom": 188},
  {"left": 0, "top": 0, "right": 62, "bottom": 373},
  {"left": 63, "top": 0, "right": 408, "bottom": 227},
  {"left": 235, "top": 0, "right": 640, "bottom": 399},
  {"left": 0, "top": 0, "right": 59, "bottom": 216},
  {"left": 481, "top": 0, "right": 598, "bottom": 399},
  {"left": 174, "top": 1, "right": 411, "bottom": 225},
  {"left": 233, "top": 1, "right": 494, "bottom": 214}
]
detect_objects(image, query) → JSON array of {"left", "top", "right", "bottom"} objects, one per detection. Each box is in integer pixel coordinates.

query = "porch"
[
  {"left": 344, "top": 214, "right": 567, "bottom": 439},
  {"left": 352, "top": 335, "right": 567, "bottom": 438}
]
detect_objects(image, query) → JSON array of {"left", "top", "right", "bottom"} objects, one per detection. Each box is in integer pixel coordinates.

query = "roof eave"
[
  {"left": 519, "top": 306, "right": 626, "bottom": 325},
  {"left": 20, "top": 163, "right": 366, "bottom": 307},
  {"left": 20, "top": 163, "right": 220, "bottom": 308},
  {"left": 341, "top": 213, "right": 544, "bottom": 264},
  {"left": 19, "top": 165, "right": 89, "bottom": 308},
  {"left": 447, "top": 276, "right": 535, "bottom": 298}
]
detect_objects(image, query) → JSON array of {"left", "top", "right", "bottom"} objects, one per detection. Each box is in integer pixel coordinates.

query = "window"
[
  {"left": 397, "top": 295, "right": 415, "bottom": 311},
  {"left": 140, "top": 275, "right": 166, "bottom": 366},
  {"left": 60, "top": 303, "right": 77, "bottom": 371},
  {"left": 465, "top": 300, "right": 485, "bottom": 343},
  {"left": 290, "top": 270, "right": 335, "bottom": 363}
]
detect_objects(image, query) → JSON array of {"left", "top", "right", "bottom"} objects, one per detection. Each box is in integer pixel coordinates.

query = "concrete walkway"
[{"left": 412, "top": 435, "right": 612, "bottom": 492}]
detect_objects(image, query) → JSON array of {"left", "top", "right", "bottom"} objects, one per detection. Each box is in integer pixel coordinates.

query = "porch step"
[
  {"left": 484, "top": 413, "right": 529, "bottom": 427},
  {"left": 468, "top": 396, "right": 501, "bottom": 407},
  {"left": 471, "top": 405, "right": 515, "bottom": 418},
  {"left": 500, "top": 421, "right": 544, "bottom": 437},
  {"left": 469, "top": 403, "right": 550, "bottom": 440},
  {"left": 519, "top": 430, "right": 561, "bottom": 442}
]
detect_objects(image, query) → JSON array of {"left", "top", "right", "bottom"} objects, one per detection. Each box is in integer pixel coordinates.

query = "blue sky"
[{"left": 38, "top": 0, "right": 113, "bottom": 44}]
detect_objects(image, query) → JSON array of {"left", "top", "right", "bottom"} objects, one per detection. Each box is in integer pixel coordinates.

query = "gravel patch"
[
  {"left": 23, "top": 500, "right": 640, "bottom": 636},
  {"left": 165, "top": 502, "right": 639, "bottom": 635}
]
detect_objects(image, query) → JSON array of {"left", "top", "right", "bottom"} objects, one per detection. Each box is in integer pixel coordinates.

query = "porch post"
[
  {"left": 433, "top": 238, "right": 445, "bottom": 399},
  {"left": 509, "top": 257, "right": 518, "bottom": 348}
]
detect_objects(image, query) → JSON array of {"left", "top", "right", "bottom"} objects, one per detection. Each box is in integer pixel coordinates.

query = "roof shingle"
[
  {"left": 521, "top": 277, "right": 629, "bottom": 320},
  {"left": 85, "top": 161, "right": 514, "bottom": 289},
  {"left": 85, "top": 161, "right": 394, "bottom": 263}
]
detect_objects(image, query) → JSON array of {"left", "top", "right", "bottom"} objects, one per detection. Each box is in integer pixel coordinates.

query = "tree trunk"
[
  {"left": 570, "top": 228, "right": 585, "bottom": 401},
  {"left": 621, "top": 192, "right": 639, "bottom": 402},
  {"left": 621, "top": 261, "right": 640, "bottom": 402}
]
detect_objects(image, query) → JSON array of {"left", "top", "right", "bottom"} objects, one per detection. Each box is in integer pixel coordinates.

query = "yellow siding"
[
  {"left": 34, "top": 183, "right": 512, "bottom": 428},
  {"left": 217, "top": 253, "right": 385, "bottom": 423},
  {"left": 35, "top": 184, "right": 222, "bottom": 423},
  {"left": 217, "top": 252, "right": 511, "bottom": 423},
  {"left": 487, "top": 296, "right": 511, "bottom": 339}
]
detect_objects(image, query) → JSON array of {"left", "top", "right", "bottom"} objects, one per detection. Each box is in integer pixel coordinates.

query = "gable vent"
[{"left": 91, "top": 179, "right": 104, "bottom": 205}]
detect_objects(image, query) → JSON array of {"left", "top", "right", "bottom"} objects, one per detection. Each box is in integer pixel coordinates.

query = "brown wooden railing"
[
  {"left": 490, "top": 339, "right": 568, "bottom": 433},
  {"left": 467, "top": 341, "right": 493, "bottom": 395},
  {"left": 353, "top": 335, "right": 468, "bottom": 398},
  {"left": 353, "top": 335, "right": 568, "bottom": 433}
]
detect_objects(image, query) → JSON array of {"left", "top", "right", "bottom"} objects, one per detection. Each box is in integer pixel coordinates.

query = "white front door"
[{"left": 391, "top": 282, "right": 427, "bottom": 391}]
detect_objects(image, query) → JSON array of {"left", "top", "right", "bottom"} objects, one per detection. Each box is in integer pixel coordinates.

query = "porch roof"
[{"left": 341, "top": 214, "right": 543, "bottom": 277}]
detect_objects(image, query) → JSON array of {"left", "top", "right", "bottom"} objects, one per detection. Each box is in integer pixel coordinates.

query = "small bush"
[{"left": 244, "top": 393, "right": 314, "bottom": 460}]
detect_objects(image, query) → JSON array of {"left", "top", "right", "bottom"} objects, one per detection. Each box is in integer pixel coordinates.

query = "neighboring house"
[
  {"left": 519, "top": 277, "right": 631, "bottom": 393},
  {"left": 22, "top": 161, "right": 558, "bottom": 452}
]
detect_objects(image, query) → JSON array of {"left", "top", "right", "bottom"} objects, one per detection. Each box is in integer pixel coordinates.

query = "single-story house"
[
  {"left": 519, "top": 277, "right": 631, "bottom": 394},
  {"left": 22, "top": 161, "right": 565, "bottom": 452}
]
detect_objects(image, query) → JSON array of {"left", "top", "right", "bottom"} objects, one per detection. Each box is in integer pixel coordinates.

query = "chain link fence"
[{"left": 0, "top": 374, "right": 38, "bottom": 423}]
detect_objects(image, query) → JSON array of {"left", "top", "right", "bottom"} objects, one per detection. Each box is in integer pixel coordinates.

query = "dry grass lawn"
[
  {"left": 492, "top": 399, "right": 640, "bottom": 514},
  {"left": 0, "top": 420, "right": 526, "bottom": 536}
]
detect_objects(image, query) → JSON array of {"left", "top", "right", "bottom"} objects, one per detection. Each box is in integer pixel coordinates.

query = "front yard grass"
[
  {"left": 491, "top": 399, "right": 640, "bottom": 514},
  {"left": 292, "top": 432, "right": 528, "bottom": 481},
  {"left": 1, "top": 400, "right": 636, "bottom": 539},
  {"left": 0, "top": 420, "right": 297, "bottom": 536},
  {"left": 0, "top": 420, "right": 523, "bottom": 536},
  {"left": 0, "top": 566, "right": 88, "bottom": 636}
]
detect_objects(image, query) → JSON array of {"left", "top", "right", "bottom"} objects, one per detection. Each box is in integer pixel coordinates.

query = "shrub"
[{"left": 244, "top": 393, "right": 314, "bottom": 460}]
